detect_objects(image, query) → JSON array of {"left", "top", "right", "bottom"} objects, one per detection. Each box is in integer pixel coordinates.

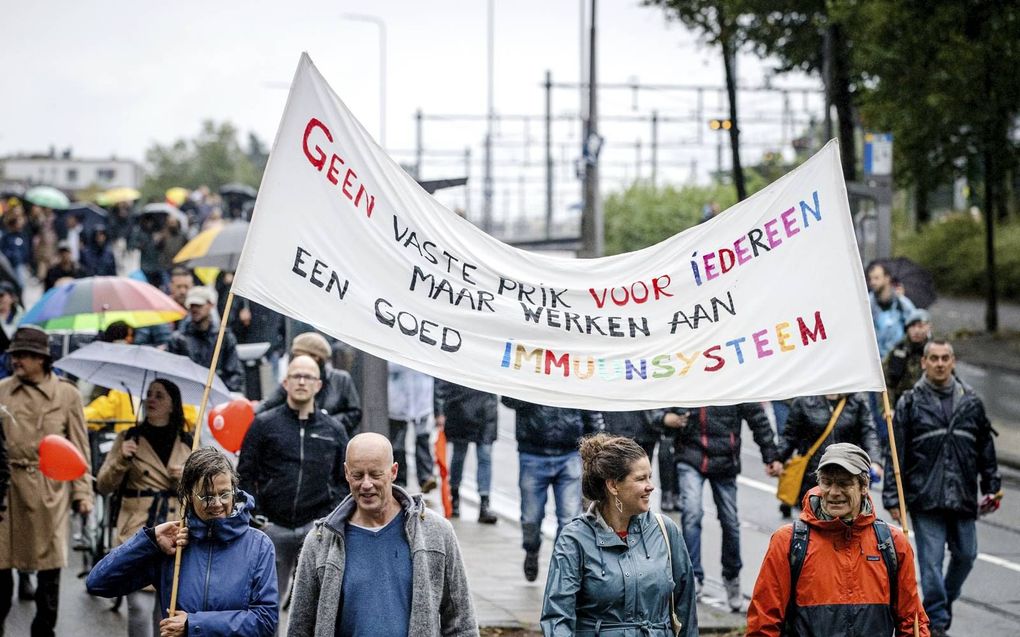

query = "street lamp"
[{"left": 343, "top": 13, "right": 387, "bottom": 149}]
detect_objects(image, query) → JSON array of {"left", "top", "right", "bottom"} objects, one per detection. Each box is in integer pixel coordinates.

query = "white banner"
[{"left": 233, "top": 53, "right": 884, "bottom": 410}]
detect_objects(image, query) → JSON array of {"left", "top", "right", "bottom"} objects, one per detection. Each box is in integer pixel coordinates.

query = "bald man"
[
  {"left": 288, "top": 433, "right": 479, "bottom": 637},
  {"left": 238, "top": 355, "right": 349, "bottom": 612}
]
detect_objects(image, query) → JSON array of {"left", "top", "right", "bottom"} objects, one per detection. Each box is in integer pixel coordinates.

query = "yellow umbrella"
[
  {"left": 165, "top": 187, "right": 189, "bottom": 207},
  {"left": 174, "top": 221, "right": 248, "bottom": 270},
  {"left": 96, "top": 187, "right": 140, "bottom": 207}
]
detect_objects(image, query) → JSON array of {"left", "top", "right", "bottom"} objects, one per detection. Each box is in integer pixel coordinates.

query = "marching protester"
[
  {"left": 664, "top": 403, "right": 781, "bottom": 610},
  {"left": 434, "top": 379, "right": 499, "bottom": 523},
  {"left": 238, "top": 355, "right": 349, "bottom": 612},
  {"left": 0, "top": 325, "right": 93, "bottom": 637},
  {"left": 541, "top": 433, "right": 698, "bottom": 636},
  {"left": 0, "top": 282, "right": 23, "bottom": 380},
  {"left": 884, "top": 339, "right": 1002, "bottom": 637},
  {"left": 96, "top": 379, "right": 192, "bottom": 637},
  {"left": 502, "top": 397, "right": 604, "bottom": 582},
  {"left": 868, "top": 262, "right": 918, "bottom": 359},
  {"left": 777, "top": 393, "right": 882, "bottom": 518},
  {"left": 747, "top": 443, "right": 929, "bottom": 636},
  {"left": 257, "top": 331, "right": 361, "bottom": 436},
  {"left": 883, "top": 309, "right": 932, "bottom": 409},
  {"left": 167, "top": 286, "right": 244, "bottom": 393},
  {"left": 87, "top": 447, "right": 279, "bottom": 637},
  {"left": 288, "top": 432, "right": 478, "bottom": 637},
  {"left": 387, "top": 362, "right": 437, "bottom": 493}
]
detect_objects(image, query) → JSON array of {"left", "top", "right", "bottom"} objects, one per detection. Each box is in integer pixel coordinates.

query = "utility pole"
[
  {"left": 415, "top": 108, "right": 423, "bottom": 179},
  {"left": 464, "top": 147, "right": 472, "bottom": 215},
  {"left": 651, "top": 110, "right": 659, "bottom": 188},
  {"left": 482, "top": 0, "right": 495, "bottom": 232},
  {"left": 580, "top": 0, "right": 602, "bottom": 258},
  {"left": 545, "top": 70, "right": 553, "bottom": 238}
]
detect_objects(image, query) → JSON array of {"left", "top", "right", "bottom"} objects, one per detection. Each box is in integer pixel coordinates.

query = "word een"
[
  {"left": 302, "top": 117, "right": 378, "bottom": 218},
  {"left": 292, "top": 246, "right": 350, "bottom": 300},
  {"left": 501, "top": 310, "right": 827, "bottom": 379},
  {"left": 690, "top": 190, "right": 822, "bottom": 286}
]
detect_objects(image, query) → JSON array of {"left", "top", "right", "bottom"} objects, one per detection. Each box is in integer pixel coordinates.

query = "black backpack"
[{"left": 784, "top": 518, "right": 898, "bottom": 632}]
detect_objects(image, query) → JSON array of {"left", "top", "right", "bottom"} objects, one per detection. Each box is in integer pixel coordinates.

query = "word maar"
[
  {"left": 691, "top": 190, "right": 822, "bottom": 286},
  {"left": 302, "top": 117, "right": 378, "bottom": 218},
  {"left": 501, "top": 311, "right": 827, "bottom": 379},
  {"left": 375, "top": 298, "right": 462, "bottom": 352}
]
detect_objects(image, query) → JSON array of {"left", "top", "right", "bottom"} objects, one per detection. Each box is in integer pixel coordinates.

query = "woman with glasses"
[
  {"left": 87, "top": 447, "right": 279, "bottom": 637},
  {"left": 96, "top": 378, "right": 192, "bottom": 637}
]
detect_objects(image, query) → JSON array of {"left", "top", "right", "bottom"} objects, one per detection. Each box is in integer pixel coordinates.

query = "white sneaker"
[{"left": 723, "top": 576, "right": 742, "bottom": 612}]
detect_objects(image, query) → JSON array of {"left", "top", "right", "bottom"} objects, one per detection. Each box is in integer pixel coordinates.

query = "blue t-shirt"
[{"left": 336, "top": 513, "right": 412, "bottom": 637}]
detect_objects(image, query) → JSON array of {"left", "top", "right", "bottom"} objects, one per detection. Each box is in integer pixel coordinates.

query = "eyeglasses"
[
  {"left": 287, "top": 373, "right": 320, "bottom": 384},
  {"left": 194, "top": 491, "right": 234, "bottom": 507}
]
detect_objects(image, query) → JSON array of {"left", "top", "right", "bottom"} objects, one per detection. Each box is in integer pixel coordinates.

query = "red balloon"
[
  {"left": 208, "top": 399, "right": 256, "bottom": 453},
  {"left": 38, "top": 435, "right": 88, "bottom": 481}
]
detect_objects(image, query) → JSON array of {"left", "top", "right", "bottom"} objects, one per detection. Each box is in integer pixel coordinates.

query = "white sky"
[{"left": 1, "top": 0, "right": 824, "bottom": 229}]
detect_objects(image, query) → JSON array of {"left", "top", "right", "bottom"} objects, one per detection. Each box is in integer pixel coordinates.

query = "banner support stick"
[{"left": 169, "top": 288, "right": 237, "bottom": 617}]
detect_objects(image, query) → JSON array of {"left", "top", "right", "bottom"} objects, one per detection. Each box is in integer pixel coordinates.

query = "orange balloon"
[
  {"left": 38, "top": 435, "right": 88, "bottom": 481},
  {"left": 208, "top": 399, "right": 256, "bottom": 453}
]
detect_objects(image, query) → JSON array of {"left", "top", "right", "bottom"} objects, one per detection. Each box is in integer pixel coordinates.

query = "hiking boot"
[
  {"left": 930, "top": 627, "right": 948, "bottom": 637},
  {"left": 18, "top": 571, "right": 35, "bottom": 601},
  {"left": 661, "top": 492, "right": 679, "bottom": 512},
  {"left": 723, "top": 576, "right": 742, "bottom": 612},
  {"left": 478, "top": 495, "right": 498, "bottom": 524},
  {"left": 450, "top": 487, "right": 460, "bottom": 518},
  {"left": 523, "top": 550, "right": 539, "bottom": 582},
  {"left": 779, "top": 504, "right": 792, "bottom": 519},
  {"left": 420, "top": 476, "right": 438, "bottom": 494}
]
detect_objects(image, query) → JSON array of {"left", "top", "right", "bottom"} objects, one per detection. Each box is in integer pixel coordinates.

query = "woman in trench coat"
[{"left": 97, "top": 379, "right": 192, "bottom": 637}]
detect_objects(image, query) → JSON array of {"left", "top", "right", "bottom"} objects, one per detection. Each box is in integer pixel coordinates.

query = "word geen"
[{"left": 302, "top": 117, "right": 378, "bottom": 218}]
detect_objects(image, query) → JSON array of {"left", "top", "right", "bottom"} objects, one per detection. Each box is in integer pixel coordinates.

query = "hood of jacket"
[
  {"left": 186, "top": 489, "right": 255, "bottom": 544},
  {"left": 321, "top": 484, "right": 425, "bottom": 536},
  {"left": 799, "top": 485, "right": 876, "bottom": 533}
]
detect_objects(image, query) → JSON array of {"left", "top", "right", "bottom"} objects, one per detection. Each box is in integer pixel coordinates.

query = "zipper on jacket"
[
  {"left": 292, "top": 425, "right": 306, "bottom": 524},
  {"left": 202, "top": 541, "right": 213, "bottom": 609}
]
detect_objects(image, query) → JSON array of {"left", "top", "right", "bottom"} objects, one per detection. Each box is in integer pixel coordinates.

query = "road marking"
[{"left": 736, "top": 475, "right": 1020, "bottom": 574}]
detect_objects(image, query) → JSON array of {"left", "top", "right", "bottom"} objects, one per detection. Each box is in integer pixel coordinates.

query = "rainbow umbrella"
[
  {"left": 174, "top": 221, "right": 249, "bottom": 271},
  {"left": 21, "top": 276, "right": 185, "bottom": 331}
]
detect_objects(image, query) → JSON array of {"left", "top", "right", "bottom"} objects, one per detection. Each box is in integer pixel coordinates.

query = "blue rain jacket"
[{"left": 86, "top": 490, "right": 278, "bottom": 636}]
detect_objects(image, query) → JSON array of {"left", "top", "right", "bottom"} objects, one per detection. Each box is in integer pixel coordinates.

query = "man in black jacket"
[
  {"left": 238, "top": 354, "right": 350, "bottom": 605},
  {"left": 884, "top": 339, "right": 1002, "bottom": 637},
  {"left": 665, "top": 403, "right": 782, "bottom": 610},
  {"left": 502, "top": 398, "right": 604, "bottom": 581},
  {"left": 167, "top": 286, "right": 245, "bottom": 393},
  {"left": 434, "top": 380, "right": 498, "bottom": 524}
]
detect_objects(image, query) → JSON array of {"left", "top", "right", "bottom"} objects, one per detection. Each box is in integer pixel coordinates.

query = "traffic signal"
[{"left": 709, "top": 119, "right": 732, "bottom": 131}]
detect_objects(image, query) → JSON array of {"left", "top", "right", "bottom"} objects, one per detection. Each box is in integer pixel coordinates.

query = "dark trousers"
[
  {"left": 389, "top": 418, "right": 433, "bottom": 486},
  {"left": 0, "top": 568, "right": 60, "bottom": 637}
]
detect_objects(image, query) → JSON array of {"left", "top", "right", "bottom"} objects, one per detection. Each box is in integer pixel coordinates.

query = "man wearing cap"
[
  {"left": 0, "top": 325, "right": 94, "bottom": 636},
  {"left": 884, "top": 339, "right": 1001, "bottom": 637},
  {"left": 167, "top": 286, "right": 245, "bottom": 393},
  {"left": 42, "top": 240, "right": 85, "bottom": 291},
  {"left": 257, "top": 331, "right": 361, "bottom": 436},
  {"left": 748, "top": 443, "right": 929, "bottom": 636},
  {"left": 884, "top": 309, "right": 932, "bottom": 411}
]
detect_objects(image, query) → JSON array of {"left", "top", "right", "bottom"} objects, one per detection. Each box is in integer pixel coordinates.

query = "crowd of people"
[{"left": 0, "top": 189, "right": 1007, "bottom": 637}]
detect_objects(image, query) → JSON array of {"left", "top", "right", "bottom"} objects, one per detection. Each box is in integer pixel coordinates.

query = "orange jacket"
[{"left": 747, "top": 488, "right": 929, "bottom": 637}]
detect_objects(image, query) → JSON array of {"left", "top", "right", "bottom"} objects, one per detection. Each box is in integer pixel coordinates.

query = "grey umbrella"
[{"left": 54, "top": 341, "right": 233, "bottom": 406}]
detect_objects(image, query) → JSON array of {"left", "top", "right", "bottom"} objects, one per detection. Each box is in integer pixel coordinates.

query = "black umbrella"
[
  {"left": 875, "top": 257, "right": 937, "bottom": 308},
  {"left": 132, "top": 203, "right": 189, "bottom": 230},
  {"left": 58, "top": 202, "right": 108, "bottom": 233},
  {"left": 219, "top": 183, "right": 257, "bottom": 199}
]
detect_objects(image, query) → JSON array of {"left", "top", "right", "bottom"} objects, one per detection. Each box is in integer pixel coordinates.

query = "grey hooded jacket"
[
  {"left": 287, "top": 486, "right": 478, "bottom": 637},
  {"left": 541, "top": 504, "right": 698, "bottom": 636}
]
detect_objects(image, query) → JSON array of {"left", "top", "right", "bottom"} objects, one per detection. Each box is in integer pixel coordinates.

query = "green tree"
[
  {"left": 644, "top": 0, "right": 750, "bottom": 201},
  {"left": 141, "top": 120, "right": 265, "bottom": 202}
]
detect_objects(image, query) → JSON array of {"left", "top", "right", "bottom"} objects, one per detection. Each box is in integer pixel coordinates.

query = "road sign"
[{"left": 864, "top": 132, "right": 893, "bottom": 177}]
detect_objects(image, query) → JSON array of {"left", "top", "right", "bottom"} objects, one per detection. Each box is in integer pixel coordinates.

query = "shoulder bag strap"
[
  {"left": 803, "top": 397, "right": 847, "bottom": 460},
  {"left": 655, "top": 514, "right": 682, "bottom": 635}
]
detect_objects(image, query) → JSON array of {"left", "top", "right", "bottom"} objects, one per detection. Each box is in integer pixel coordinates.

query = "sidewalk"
[{"left": 449, "top": 494, "right": 746, "bottom": 635}]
